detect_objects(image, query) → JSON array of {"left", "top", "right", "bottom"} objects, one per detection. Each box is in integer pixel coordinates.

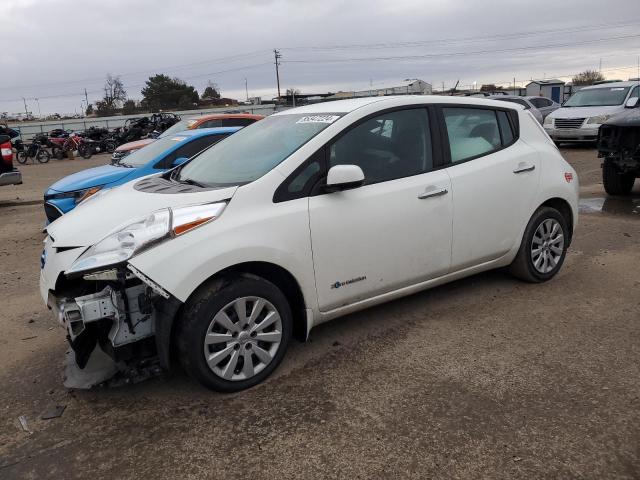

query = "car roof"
[
  {"left": 274, "top": 95, "right": 523, "bottom": 115},
  {"left": 579, "top": 81, "right": 640, "bottom": 90},
  {"left": 185, "top": 113, "right": 265, "bottom": 121},
  {"left": 170, "top": 126, "right": 242, "bottom": 137}
]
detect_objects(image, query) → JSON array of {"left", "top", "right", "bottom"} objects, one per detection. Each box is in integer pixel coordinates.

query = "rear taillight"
[{"left": 1, "top": 142, "right": 12, "bottom": 165}]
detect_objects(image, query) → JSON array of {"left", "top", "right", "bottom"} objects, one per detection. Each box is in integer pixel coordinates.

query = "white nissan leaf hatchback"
[{"left": 41, "top": 96, "right": 579, "bottom": 392}]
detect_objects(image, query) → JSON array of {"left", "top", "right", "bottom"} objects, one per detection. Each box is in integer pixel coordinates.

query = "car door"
[
  {"left": 307, "top": 107, "right": 453, "bottom": 312},
  {"left": 440, "top": 106, "right": 540, "bottom": 271}
]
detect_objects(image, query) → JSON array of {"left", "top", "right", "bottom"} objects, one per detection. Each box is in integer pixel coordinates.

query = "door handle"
[
  {"left": 513, "top": 163, "right": 535, "bottom": 174},
  {"left": 418, "top": 187, "right": 448, "bottom": 199}
]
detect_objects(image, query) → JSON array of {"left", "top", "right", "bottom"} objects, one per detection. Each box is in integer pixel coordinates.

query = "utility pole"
[
  {"left": 244, "top": 78, "right": 249, "bottom": 101},
  {"left": 21, "top": 97, "right": 28, "bottom": 117},
  {"left": 274, "top": 49, "right": 282, "bottom": 100},
  {"left": 35, "top": 98, "right": 41, "bottom": 118},
  {"left": 442, "top": 81, "right": 445, "bottom": 94},
  {"left": 84, "top": 88, "right": 89, "bottom": 109}
]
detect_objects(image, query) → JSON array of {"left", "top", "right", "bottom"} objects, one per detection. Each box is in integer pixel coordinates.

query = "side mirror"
[
  {"left": 625, "top": 97, "right": 638, "bottom": 108},
  {"left": 172, "top": 156, "right": 190, "bottom": 167},
  {"left": 326, "top": 165, "right": 365, "bottom": 192}
]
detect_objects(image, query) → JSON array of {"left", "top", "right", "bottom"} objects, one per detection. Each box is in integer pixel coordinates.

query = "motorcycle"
[{"left": 14, "top": 137, "right": 50, "bottom": 164}]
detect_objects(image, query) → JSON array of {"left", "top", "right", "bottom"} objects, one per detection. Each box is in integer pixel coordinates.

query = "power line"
[
  {"left": 0, "top": 50, "right": 271, "bottom": 92},
  {"left": 281, "top": 18, "right": 640, "bottom": 52},
  {"left": 0, "top": 62, "right": 273, "bottom": 103},
  {"left": 283, "top": 33, "right": 640, "bottom": 64}
]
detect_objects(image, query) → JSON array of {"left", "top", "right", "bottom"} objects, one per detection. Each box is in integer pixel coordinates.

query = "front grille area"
[
  {"left": 554, "top": 118, "right": 586, "bottom": 129},
  {"left": 44, "top": 202, "right": 63, "bottom": 223}
]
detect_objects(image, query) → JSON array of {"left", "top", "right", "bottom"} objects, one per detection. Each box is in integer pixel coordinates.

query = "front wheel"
[
  {"left": 16, "top": 151, "right": 28, "bottom": 164},
  {"left": 177, "top": 274, "right": 292, "bottom": 392},
  {"left": 509, "top": 206, "right": 569, "bottom": 283},
  {"left": 602, "top": 160, "right": 635, "bottom": 195},
  {"left": 36, "top": 149, "right": 50, "bottom": 163}
]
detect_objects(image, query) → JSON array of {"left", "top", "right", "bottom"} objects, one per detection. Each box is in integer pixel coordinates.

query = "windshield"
[
  {"left": 177, "top": 113, "right": 342, "bottom": 187},
  {"left": 564, "top": 86, "right": 631, "bottom": 107},
  {"left": 121, "top": 135, "right": 187, "bottom": 167},
  {"left": 159, "top": 118, "right": 198, "bottom": 138}
]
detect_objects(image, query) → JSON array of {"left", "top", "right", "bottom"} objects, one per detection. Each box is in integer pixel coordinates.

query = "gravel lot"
[{"left": 0, "top": 149, "right": 638, "bottom": 479}]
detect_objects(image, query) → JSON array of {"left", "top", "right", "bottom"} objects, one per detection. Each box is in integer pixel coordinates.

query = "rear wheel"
[
  {"left": 16, "top": 151, "right": 28, "bottom": 164},
  {"left": 509, "top": 206, "right": 569, "bottom": 283},
  {"left": 78, "top": 144, "right": 92, "bottom": 159},
  {"left": 36, "top": 149, "right": 50, "bottom": 163},
  {"left": 104, "top": 140, "right": 117, "bottom": 153},
  {"left": 602, "top": 159, "right": 635, "bottom": 195},
  {"left": 177, "top": 274, "right": 292, "bottom": 392},
  {"left": 52, "top": 147, "right": 65, "bottom": 160}
]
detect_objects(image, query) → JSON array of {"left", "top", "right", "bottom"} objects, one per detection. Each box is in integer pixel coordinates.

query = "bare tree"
[
  {"left": 572, "top": 70, "right": 605, "bottom": 86},
  {"left": 102, "top": 74, "right": 127, "bottom": 109}
]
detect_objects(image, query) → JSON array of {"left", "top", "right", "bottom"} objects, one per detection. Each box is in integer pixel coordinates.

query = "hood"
[
  {"left": 604, "top": 108, "right": 640, "bottom": 127},
  {"left": 46, "top": 177, "right": 238, "bottom": 247},
  {"left": 549, "top": 105, "right": 623, "bottom": 119},
  {"left": 115, "top": 138, "right": 155, "bottom": 153},
  {"left": 48, "top": 164, "right": 137, "bottom": 192}
]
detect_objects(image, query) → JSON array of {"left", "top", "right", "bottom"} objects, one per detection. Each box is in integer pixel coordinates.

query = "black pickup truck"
[
  {"left": 597, "top": 109, "right": 640, "bottom": 195},
  {"left": 0, "top": 133, "right": 22, "bottom": 186}
]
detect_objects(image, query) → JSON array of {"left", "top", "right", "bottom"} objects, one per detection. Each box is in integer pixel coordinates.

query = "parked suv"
[
  {"left": 597, "top": 108, "right": 640, "bottom": 195},
  {"left": 40, "top": 96, "right": 578, "bottom": 392},
  {"left": 544, "top": 81, "right": 640, "bottom": 143},
  {"left": 0, "top": 134, "right": 22, "bottom": 186}
]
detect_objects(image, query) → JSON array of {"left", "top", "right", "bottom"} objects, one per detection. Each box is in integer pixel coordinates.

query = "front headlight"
[
  {"left": 543, "top": 116, "right": 554, "bottom": 126},
  {"left": 47, "top": 185, "right": 103, "bottom": 204},
  {"left": 66, "top": 202, "right": 226, "bottom": 275},
  {"left": 587, "top": 114, "right": 612, "bottom": 124}
]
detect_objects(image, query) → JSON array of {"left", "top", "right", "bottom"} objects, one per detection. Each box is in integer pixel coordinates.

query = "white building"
[
  {"left": 525, "top": 79, "right": 565, "bottom": 103},
  {"left": 332, "top": 79, "right": 432, "bottom": 99}
]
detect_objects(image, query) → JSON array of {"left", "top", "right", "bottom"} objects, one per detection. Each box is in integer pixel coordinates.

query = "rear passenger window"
[
  {"left": 443, "top": 108, "right": 502, "bottom": 163},
  {"left": 497, "top": 111, "right": 514, "bottom": 145},
  {"left": 222, "top": 118, "right": 254, "bottom": 127}
]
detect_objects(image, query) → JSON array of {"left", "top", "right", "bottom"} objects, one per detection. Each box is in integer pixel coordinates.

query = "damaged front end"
[
  {"left": 42, "top": 202, "right": 227, "bottom": 386},
  {"left": 48, "top": 265, "right": 181, "bottom": 383},
  {"left": 598, "top": 111, "right": 640, "bottom": 174}
]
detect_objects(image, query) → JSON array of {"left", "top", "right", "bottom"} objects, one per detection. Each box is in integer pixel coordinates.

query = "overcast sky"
[{"left": 1, "top": 0, "right": 640, "bottom": 115}]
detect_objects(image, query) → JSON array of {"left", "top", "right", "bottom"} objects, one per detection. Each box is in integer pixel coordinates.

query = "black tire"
[
  {"left": 177, "top": 274, "right": 292, "bottom": 392},
  {"left": 78, "top": 144, "right": 92, "bottom": 159},
  {"left": 52, "top": 147, "right": 65, "bottom": 160},
  {"left": 104, "top": 140, "right": 117, "bottom": 153},
  {"left": 509, "top": 206, "right": 569, "bottom": 283},
  {"left": 16, "top": 151, "right": 28, "bottom": 164},
  {"left": 602, "top": 159, "right": 635, "bottom": 195},
  {"left": 36, "top": 149, "right": 50, "bottom": 164}
]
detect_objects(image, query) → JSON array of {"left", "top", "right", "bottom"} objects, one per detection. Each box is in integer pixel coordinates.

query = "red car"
[{"left": 0, "top": 133, "right": 22, "bottom": 186}]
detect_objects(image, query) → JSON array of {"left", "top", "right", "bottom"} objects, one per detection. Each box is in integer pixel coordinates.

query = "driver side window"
[{"left": 328, "top": 108, "right": 433, "bottom": 185}]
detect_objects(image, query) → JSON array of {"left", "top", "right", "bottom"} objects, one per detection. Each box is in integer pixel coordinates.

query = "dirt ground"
[{"left": 0, "top": 149, "right": 638, "bottom": 479}]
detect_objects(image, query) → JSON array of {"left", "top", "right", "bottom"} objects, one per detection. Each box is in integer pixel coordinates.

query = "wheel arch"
[
  {"left": 539, "top": 197, "right": 574, "bottom": 244},
  {"left": 166, "top": 261, "right": 309, "bottom": 364}
]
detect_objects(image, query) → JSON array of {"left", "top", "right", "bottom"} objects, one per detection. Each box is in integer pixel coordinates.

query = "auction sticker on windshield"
[{"left": 296, "top": 115, "right": 341, "bottom": 124}]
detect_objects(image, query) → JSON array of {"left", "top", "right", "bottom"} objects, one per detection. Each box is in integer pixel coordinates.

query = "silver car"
[
  {"left": 488, "top": 95, "right": 544, "bottom": 124},
  {"left": 526, "top": 96, "right": 560, "bottom": 119}
]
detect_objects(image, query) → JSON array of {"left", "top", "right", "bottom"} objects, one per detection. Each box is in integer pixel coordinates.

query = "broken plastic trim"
[{"left": 127, "top": 264, "right": 170, "bottom": 299}]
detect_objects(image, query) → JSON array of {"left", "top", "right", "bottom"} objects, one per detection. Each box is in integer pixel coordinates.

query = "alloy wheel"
[
  {"left": 203, "top": 296, "right": 283, "bottom": 381},
  {"left": 531, "top": 218, "right": 564, "bottom": 274}
]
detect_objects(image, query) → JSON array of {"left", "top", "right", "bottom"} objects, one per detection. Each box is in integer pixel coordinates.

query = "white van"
[{"left": 544, "top": 81, "right": 640, "bottom": 143}]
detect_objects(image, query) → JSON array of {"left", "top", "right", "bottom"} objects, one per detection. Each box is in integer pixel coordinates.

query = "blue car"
[{"left": 44, "top": 127, "right": 240, "bottom": 223}]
